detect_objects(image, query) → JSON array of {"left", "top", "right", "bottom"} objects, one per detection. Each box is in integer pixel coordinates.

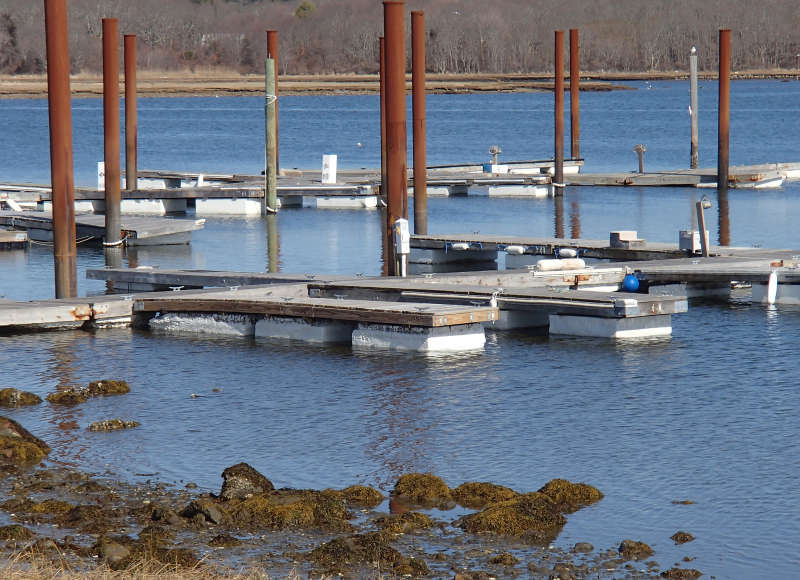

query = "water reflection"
[
  {"left": 266, "top": 214, "right": 280, "bottom": 273},
  {"left": 717, "top": 189, "right": 730, "bottom": 246},
  {"left": 554, "top": 195, "right": 565, "bottom": 238},
  {"left": 570, "top": 199, "right": 581, "bottom": 239}
]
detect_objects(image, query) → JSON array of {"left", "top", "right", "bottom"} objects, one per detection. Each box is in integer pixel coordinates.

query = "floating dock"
[
  {"left": 0, "top": 230, "right": 27, "bottom": 250},
  {"left": 0, "top": 211, "right": 205, "bottom": 246}
]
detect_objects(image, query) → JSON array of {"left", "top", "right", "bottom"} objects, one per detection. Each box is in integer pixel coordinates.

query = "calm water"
[{"left": 1, "top": 81, "right": 800, "bottom": 578}]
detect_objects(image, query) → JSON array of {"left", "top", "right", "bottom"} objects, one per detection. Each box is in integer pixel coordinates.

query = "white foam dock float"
[
  {"left": 195, "top": 198, "right": 263, "bottom": 216},
  {"left": 352, "top": 322, "right": 485, "bottom": 352},
  {"left": 149, "top": 312, "right": 256, "bottom": 336},
  {"left": 255, "top": 316, "right": 355, "bottom": 343},
  {"left": 548, "top": 313, "right": 673, "bottom": 338}
]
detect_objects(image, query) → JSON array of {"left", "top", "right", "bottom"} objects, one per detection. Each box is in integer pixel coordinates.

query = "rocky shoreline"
[{"left": 0, "top": 383, "right": 703, "bottom": 579}]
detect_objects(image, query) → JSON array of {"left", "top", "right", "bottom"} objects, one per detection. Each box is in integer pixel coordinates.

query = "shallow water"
[{"left": 2, "top": 81, "right": 800, "bottom": 578}]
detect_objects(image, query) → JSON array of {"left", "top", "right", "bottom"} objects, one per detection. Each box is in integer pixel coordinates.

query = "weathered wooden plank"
[
  {"left": 86, "top": 268, "right": 352, "bottom": 288},
  {"left": 134, "top": 297, "right": 498, "bottom": 327}
]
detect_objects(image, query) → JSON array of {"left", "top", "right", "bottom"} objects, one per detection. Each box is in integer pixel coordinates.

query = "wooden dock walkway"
[
  {"left": 0, "top": 211, "right": 205, "bottom": 246},
  {"left": 0, "top": 229, "right": 27, "bottom": 249}
]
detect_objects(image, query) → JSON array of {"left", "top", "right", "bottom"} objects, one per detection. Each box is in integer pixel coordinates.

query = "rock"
[
  {"left": 489, "top": 552, "right": 519, "bottom": 566},
  {"left": 208, "top": 533, "right": 242, "bottom": 548},
  {"left": 374, "top": 511, "right": 434, "bottom": 534},
  {"left": 661, "top": 568, "right": 703, "bottom": 579},
  {"left": 86, "top": 380, "right": 130, "bottom": 396},
  {"left": 151, "top": 507, "right": 184, "bottom": 527},
  {"left": 228, "top": 488, "right": 352, "bottom": 532},
  {"left": 537, "top": 478, "right": 603, "bottom": 513},
  {"left": 671, "top": 531, "right": 695, "bottom": 544},
  {"left": 0, "top": 524, "right": 36, "bottom": 542},
  {"left": 88, "top": 419, "right": 140, "bottom": 432},
  {"left": 220, "top": 462, "right": 274, "bottom": 500},
  {"left": 0, "top": 416, "right": 50, "bottom": 466},
  {"left": 334, "top": 484, "right": 384, "bottom": 508},
  {"left": 392, "top": 472, "right": 452, "bottom": 508},
  {"left": 46, "top": 385, "right": 90, "bottom": 405},
  {"left": 181, "top": 498, "right": 229, "bottom": 525},
  {"left": 96, "top": 537, "right": 132, "bottom": 569},
  {"left": 452, "top": 481, "right": 519, "bottom": 509},
  {"left": 572, "top": 542, "right": 594, "bottom": 553},
  {"left": 0, "top": 388, "right": 42, "bottom": 408},
  {"left": 619, "top": 539, "right": 654, "bottom": 561},
  {"left": 307, "top": 531, "right": 429, "bottom": 576},
  {"left": 456, "top": 492, "right": 565, "bottom": 540}
]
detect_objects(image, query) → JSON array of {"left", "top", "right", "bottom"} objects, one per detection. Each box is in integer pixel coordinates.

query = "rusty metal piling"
[
  {"left": 569, "top": 29, "right": 580, "bottom": 160},
  {"left": 718, "top": 29, "right": 731, "bottom": 194},
  {"left": 379, "top": 37, "right": 387, "bottom": 200},
  {"left": 102, "top": 18, "right": 121, "bottom": 247},
  {"left": 44, "top": 0, "right": 77, "bottom": 297},
  {"left": 124, "top": 34, "right": 137, "bottom": 191},
  {"left": 411, "top": 10, "right": 427, "bottom": 235},
  {"left": 554, "top": 30, "right": 565, "bottom": 193},
  {"left": 383, "top": 1, "right": 407, "bottom": 276},
  {"left": 267, "top": 30, "right": 279, "bottom": 172}
]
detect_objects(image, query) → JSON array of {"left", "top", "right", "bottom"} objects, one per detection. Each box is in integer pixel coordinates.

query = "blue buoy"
[{"left": 622, "top": 274, "right": 640, "bottom": 292}]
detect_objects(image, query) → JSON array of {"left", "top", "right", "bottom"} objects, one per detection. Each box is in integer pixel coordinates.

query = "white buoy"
[
  {"left": 450, "top": 242, "right": 470, "bottom": 251},
  {"left": 557, "top": 247, "right": 578, "bottom": 258},
  {"left": 505, "top": 245, "right": 524, "bottom": 255},
  {"left": 767, "top": 270, "right": 778, "bottom": 305}
]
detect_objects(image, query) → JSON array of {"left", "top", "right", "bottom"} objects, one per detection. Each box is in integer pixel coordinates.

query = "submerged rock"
[
  {"left": 87, "top": 380, "right": 130, "bottom": 396},
  {"left": 456, "top": 492, "right": 566, "bottom": 542},
  {"left": 220, "top": 462, "right": 274, "bottom": 500},
  {"left": 208, "top": 533, "right": 242, "bottom": 548},
  {"left": 0, "top": 524, "right": 36, "bottom": 542},
  {"left": 88, "top": 419, "right": 140, "bottom": 432},
  {"left": 452, "top": 481, "right": 518, "bottom": 509},
  {"left": 307, "top": 531, "right": 429, "bottom": 576},
  {"left": 489, "top": 552, "right": 519, "bottom": 566},
  {"left": 0, "top": 388, "right": 42, "bottom": 408},
  {"left": 0, "top": 416, "right": 51, "bottom": 466},
  {"left": 93, "top": 534, "right": 199, "bottom": 571},
  {"left": 619, "top": 539, "right": 654, "bottom": 561},
  {"left": 392, "top": 472, "right": 453, "bottom": 509},
  {"left": 671, "top": 531, "right": 695, "bottom": 544},
  {"left": 661, "top": 568, "right": 703, "bottom": 579},
  {"left": 537, "top": 478, "right": 603, "bottom": 513},
  {"left": 47, "top": 380, "right": 130, "bottom": 406}
]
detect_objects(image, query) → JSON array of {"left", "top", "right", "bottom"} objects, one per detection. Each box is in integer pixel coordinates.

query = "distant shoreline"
[{"left": 1, "top": 70, "right": 797, "bottom": 99}]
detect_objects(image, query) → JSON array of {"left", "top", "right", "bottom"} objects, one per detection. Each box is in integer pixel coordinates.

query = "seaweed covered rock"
[
  {"left": 0, "top": 388, "right": 42, "bottom": 408},
  {"left": 456, "top": 492, "right": 566, "bottom": 542},
  {"left": 661, "top": 568, "right": 703, "bottom": 579},
  {"left": 228, "top": 489, "right": 352, "bottom": 532},
  {"left": 47, "top": 380, "right": 130, "bottom": 406},
  {"left": 618, "top": 539, "right": 654, "bottom": 561},
  {"left": 0, "top": 524, "right": 36, "bottom": 542},
  {"left": 308, "top": 531, "right": 429, "bottom": 576},
  {"left": 94, "top": 534, "right": 199, "bottom": 571},
  {"left": 374, "top": 511, "right": 434, "bottom": 534},
  {"left": 0, "top": 416, "right": 50, "bottom": 466},
  {"left": 181, "top": 498, "right": 229, "bottom": 525},
  {"left": 220, "top": 462, "right": 274, "bottom": 500},
  {"left": 208, "top": 533, "right": 242, "bottom": 548},
  {"left": 537, "top": 478, "right": 603, "bottom": 513},
  {"left": 392, "top": 472, "right": 452, "bottom": 509},
  {"left": 331, "top": 484, "right": 384, "bottom": 508},
  {"left": 88, "top": 419, "right": 140, "bottom": 432},
  {"left": 671, "top": 531, "right": 695, "bottom": 544},
  {"left": 87, "top": 380, "right": 130, "bottom": 396},
  {"left": 452, "top": 481, "right": 518, "bottom": 509}
]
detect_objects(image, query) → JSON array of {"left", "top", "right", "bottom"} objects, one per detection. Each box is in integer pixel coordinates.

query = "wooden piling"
[
  {"left": 383, "top": 1, "right": 408, "bottom": 276},
  {"left": 379, "top": 37, "right": 387, "bottom": 200},
  {"left": 124, "top": 35, "right": 137, "bottom": 191},
  {"left": 554, "top": 30, "right": 565, "bottom": 192},
  {"left": 696, "top": 199, "right": 709, "bottom": 257},
  {"left": 689, "top": 46, "right": 699, "bottom": 169},
  {"left": 569, "top": 29, "right": 580, "bottom": 160},
  {"left": 718, "top": 29, "right": 731, "bottom": 194},
  {"left": 265, "top": 57, "right": 277, "bottom": 213},
  {"left": 411, "top": 10, "right": 427, "bottom": 235},
  {"left": 266, "top": 213, "right": 279, "bottom": 273},
  {"left": 266, "top": 30, "right": 279, "bottom": 172},
  {"left": 102, "top": 18, "right": 121, "bottom": 247},
  {"left": 44, "top": 0, "right": 77, "bottom": 298}
]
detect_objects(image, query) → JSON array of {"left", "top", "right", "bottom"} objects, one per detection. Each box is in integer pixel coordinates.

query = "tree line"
[{"left": 1, "top": 0, "right": 799, "bottom": 75}]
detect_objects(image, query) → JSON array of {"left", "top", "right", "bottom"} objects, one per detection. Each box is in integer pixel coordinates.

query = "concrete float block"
[
  {"left": 148, "top": 312, "right": 255, "bottom": 336},
  {"left": 548, "top": 313, "right": 672, "bottom": 338},
  {"left": 195, "top": 198, "right": 263, "bottom": 216},
  {"left": 352, "top": 322, "right": 486, "bottom": 352},
  {"left": 649, "top": 283, "right": 730, "bottom": 299},
  {"left": 487, "top": 184, "right": 550, "bottom": 197},
  {"left": 254, "top": 315, "right": 354, "bottom": 343},
  {"left": 120, "top": 199, "right": 187, "bottom": 215},
  {"left": 752, "top": 282, "right": 800, "bottom": 305},
  {"left": 610, "top": 230, "right": 645, "bottom": 249},
  {"left": 302, "top": 196, "right": 378, "bottom": 209}
]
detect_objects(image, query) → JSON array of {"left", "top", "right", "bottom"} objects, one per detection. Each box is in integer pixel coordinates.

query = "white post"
[
  {"left": 690, "top": 47, "right": 699, "bottom": 169},
  {"left": 321, "top": 154, "right": 337, "bottom": 184}
]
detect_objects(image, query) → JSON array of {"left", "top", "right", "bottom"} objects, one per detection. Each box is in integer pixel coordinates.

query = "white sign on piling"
[
  {"left": 321, "top": 154, "right": 337, "bottom": 184},
  {"left": 97, "top": 161, "right": 105, "bottom": 191}
]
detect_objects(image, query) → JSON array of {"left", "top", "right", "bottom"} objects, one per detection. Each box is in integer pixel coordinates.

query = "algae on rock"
[
  {"left": 452, "top": 481, "right": 518, "bottom": 509},
  {"left": 392, "top": 472, "right": 453, "bottom": 508}
]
